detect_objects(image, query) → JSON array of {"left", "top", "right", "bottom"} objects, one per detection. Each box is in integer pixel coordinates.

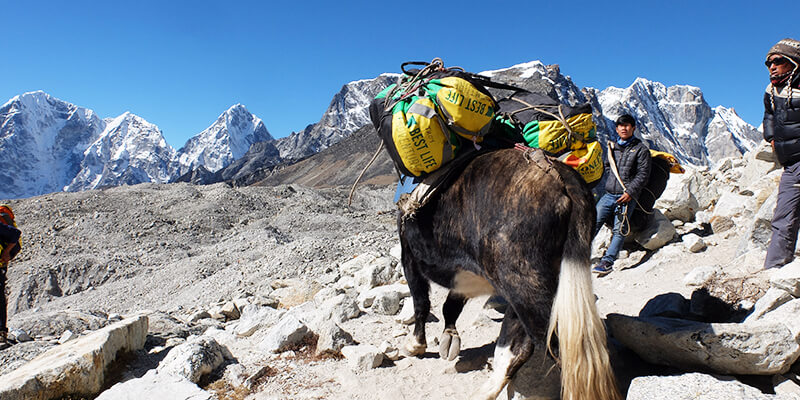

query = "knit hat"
[
  {"left": 767, "top": 38, "right": 800, "bottom": 89},
  {"left": 767, "top": 38, "right": 800, "bottom": 63}
]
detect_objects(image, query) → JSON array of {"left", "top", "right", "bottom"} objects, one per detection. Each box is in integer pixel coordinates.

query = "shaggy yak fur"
[{"left": 399, "top": 148, "right": 621, "bottom": 400}]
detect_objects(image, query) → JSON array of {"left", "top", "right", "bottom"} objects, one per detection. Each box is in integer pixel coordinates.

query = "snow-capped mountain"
[
  {"left": 0, "top": 91, "right": 105, "bottom": 199},
  {"left": 0, "top": 92, "right": 273, "bottom": 199},
  {"left": 0, "top": 62, "right": 764, "bottom": 199},
  {"left": 65, "top": 112, "right": 175, "bottom": 192},
  {"left": 274, "top": 74, "right": 398, "bottom": 160},
  {"left": 586, "top": 78, "right": 762, "bottom": 165},
  {"left": 172, "top": 104, "right": 273, "bottom": 176},
  {"left": 480, "top": 61, "right": 588, "bottom": 106}
]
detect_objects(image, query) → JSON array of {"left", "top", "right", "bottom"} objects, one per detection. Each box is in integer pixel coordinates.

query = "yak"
[{"left": 398, "top": 148, "right": 621, "bottom": 400}]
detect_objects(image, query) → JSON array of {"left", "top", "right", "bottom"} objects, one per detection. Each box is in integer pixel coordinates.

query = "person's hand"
[
  {"left": 616, "top": 193, "right": 632, "bottom": 203},
  {"left": 771, "top": 140, "right": 775, "bottom": 152},
  {"left": 0, "top": 252, "right": 10, "bottom": 264}
]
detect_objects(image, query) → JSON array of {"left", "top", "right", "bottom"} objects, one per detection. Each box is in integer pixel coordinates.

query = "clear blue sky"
[{"left": 2, "top": 0, "right": 797, "bottom": 149}]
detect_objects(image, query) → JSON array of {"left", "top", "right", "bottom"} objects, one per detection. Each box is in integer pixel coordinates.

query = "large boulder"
[
  {"left": 632, "top": 209, "right": 676, "bottom": 250},
  {"left": 156, "top": 336, "right": 232, "bottom": 384},
  {"left": 655, "top": 172, "right": 701, "bottom": 222},
  {"left": 0, "top": 315, "right": 148, "bottom": 400},
  {"left": 259, "top": 314, "right": 311, "bottom": 353},
  {"left": 607, "top": 314, "right": 800, "bottom": 375}
]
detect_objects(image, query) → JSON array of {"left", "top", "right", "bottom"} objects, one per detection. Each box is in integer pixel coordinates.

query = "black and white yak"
[{"left": 399, "top": 148, "right": 621, "bottom": 400}]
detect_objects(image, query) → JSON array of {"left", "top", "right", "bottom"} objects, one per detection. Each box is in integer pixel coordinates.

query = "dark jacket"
[
  {"left": 764, "top": 83, "right": 800, "bottom": 166},
  {"left": 603, "top": 138, "right": 651, "bottom": 199},
  {"left": 0, "top": 223, "right": 19, "bottom": 246}
]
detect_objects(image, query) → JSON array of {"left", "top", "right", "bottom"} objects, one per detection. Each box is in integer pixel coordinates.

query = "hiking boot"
[{"left": 592, "top": 260, "right": 614, "bottom": 277}]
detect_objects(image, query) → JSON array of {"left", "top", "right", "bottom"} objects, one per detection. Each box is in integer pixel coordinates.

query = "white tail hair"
[{"left": 546, "top": 256, "right": 622, "bottom": 400}]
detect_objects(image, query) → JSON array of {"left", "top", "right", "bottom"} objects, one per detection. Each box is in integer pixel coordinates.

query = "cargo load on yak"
[
  {"left": 493, "top": 91, "right": 602, "bottom": 184},
  {"left": 368, "top": 58, "right": 603, "bottom": 186}
]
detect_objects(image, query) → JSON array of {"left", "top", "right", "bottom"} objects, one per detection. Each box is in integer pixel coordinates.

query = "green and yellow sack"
[
  {"left": 370, "top": 59, "right": 517, "bottom": 178},
  {"left": 496, "top": 91, "right": 597, "bottom": 155}
]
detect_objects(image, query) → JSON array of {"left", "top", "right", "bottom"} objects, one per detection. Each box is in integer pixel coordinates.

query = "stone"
[
  {"left": 314, "top": 321, "right": 356, "bottom": 356},
  {"left": 683, "top": 233, "right": 707, "bottom": 253},
  {"left": 632, "top": 209, "right": 676, "bottom": 250},
  {"left": 219, "top": 301, "right": 241, "bottom": 320},
  {"left": 232, "top": 305, "right": 284, "bottom": 338},
  {"left": 259, "top": 314, "right": 311, "bottom": 353},
  {"left": 389, "top": 242, "right": 402, "bottom": 260},
  {"left": 712, "top": 190, "right": 753, "bottom": 221},
  {"left": 313, "top": 287, "right": 340, "bottom": 305},
  {"left": 746, "top": 288, "right": 794, "bottom": 322},
  {"left": 58, "top": 329, "right": 77, "bottom": 344},
  {"left": 372, "top": 290, "right": 402, "bottom": 315},
  {"left": 770, "top": 260, "right": 800, "bottom": 297},
  {"left": 683, "top": 265, "right": 719, "bottom": 287},
  {"left": 147, "top": 311, "right": 192, "bottom": 340},
  {"left": 316, "top": 294, "right": 361, "bottom": 326},
  {"left": 354, "top": 256, "right": 399, "bottom": 290},
  {"left": 0, "top": 315, "right": 148, "bottom": 400},
  {"left": 607, "top": 314, "right": 800, "bottom": 375},
  {"left": 95, "top": 370, "right": 212, "bottom": 400},
  {"left": 738, "top": 191, "right": 777, "bottom": 254},
  {"left": 709, "top": 215, "right": 735, "bottom": 234},
  {"left": 774, "top": 374, "right": 800, "bottom": 397},
  {"left": 221, "top": 363, "right": 248, "bottom": 387},
  {"left": 9, "top": 328, "right": 32, "bottom": 342},
  {"left": 10, "top": 309, "right": 109, "bottom": 337},
  {"left": 357, "top": 284, "right": 410, "bottom": 309},
  {"left": 395, "top": 299, "right": 415, "bottom": 324},
  {"left": 207, "top": 304, "right": 226, "bottom": 321},
  {"left": 339, "top": 252, "right": 381, "bottom": 276},
  {"left": 655, "top": 173, "right": 700, "bottom": 222},
  {"left": 341, "top": 344, "right": 384, "bottom": 371},
  {"left": 759, "top": 298, "right": 800, "bottom": 339},
  {"left": 157, "top": 335, "right": 232, "bottom": 384},
  {"left": 627, "top": 373, "right": 774, "bottom": 400},
  {"left": 188, "top": 310, "right": 211, "bottom": 322}
]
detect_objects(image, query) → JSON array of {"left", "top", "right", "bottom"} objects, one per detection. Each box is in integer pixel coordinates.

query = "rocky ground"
[{"left": 2, "top": 144, "right": 800, "bottom": 399}]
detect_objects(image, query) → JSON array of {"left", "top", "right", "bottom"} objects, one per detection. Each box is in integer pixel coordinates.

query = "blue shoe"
[{"left": 592, "top": 260, "right": 613, "bottom": 276}]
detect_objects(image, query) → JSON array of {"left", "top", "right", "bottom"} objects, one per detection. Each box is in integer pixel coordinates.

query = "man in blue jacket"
[
  {"left": 763, "top": 38, "right": 800, "bottom": 269},
  {"left": 593, "top": 114, "right": 651, "bottom": 276},
  {"left": 1, "top": 205, "right": 21, "bottom": 349}
]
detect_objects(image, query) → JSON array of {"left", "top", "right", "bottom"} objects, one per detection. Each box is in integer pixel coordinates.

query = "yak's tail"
[{"left": 546, "top": 178, "right": 622, "bottom": 400}]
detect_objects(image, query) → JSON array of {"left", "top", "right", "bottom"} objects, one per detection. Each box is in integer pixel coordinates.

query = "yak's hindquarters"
[{"left": 546, "top": 192, "right": 621, "bottom": 400}]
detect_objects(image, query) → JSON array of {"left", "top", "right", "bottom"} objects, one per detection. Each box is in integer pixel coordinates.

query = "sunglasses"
[{"left": 765, "top": 57, "right": 790, "bottom": 67}]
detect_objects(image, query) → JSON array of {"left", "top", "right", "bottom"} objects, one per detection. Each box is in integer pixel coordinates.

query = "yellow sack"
[
  {"left": 427, "top": 76, "right": 497, "bottom": 142},
  {"left": 535, "top": 113, "right": 597, "bottom": 155},
  {"left": 390, "top": 97, "right": 458, "bottom": 177},
  {"left": 558, "top": 140, "right": 604, "bottom": 184},
  {"left": 649, "top": 150, "right": 685, "bottom": 173}
]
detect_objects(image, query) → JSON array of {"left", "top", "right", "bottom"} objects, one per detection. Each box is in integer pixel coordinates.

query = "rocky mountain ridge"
[
  {"left": 0, "top": 92, "right": 273, "bottom": 199},
  {"left": 1, "top": 62, "right": 764, "bottom": 200}
]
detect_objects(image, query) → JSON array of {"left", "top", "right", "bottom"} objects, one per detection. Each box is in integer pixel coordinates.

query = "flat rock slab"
[
  {"left": 627, "top": 373, "right": 780, "bottom": 400},
  {"left": 607, "top": 314, "right": 800, "bottom": 375},
  {"left": 0, "top": 314, "right": 148, "bottom": 400}
]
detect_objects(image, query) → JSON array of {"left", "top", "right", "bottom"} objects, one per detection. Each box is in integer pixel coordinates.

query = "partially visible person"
[
  {"left": 0, "top": 204, "right": 21, "bottom": 350},
  {"left": 762, "top": 38, "right": 800, "bottom": 270},
  {"left": 592, "top": 114, "right": 651, "bottom": 276}
]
